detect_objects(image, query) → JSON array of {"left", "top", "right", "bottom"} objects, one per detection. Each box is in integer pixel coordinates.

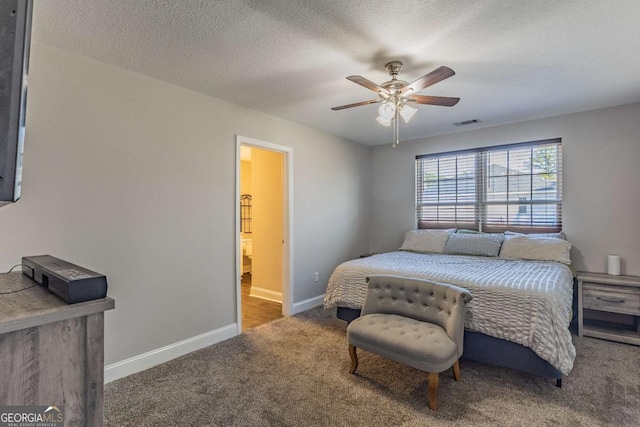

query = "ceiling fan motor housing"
[{"left": 382, "top": 61, "right": 408, "bottom": 95}]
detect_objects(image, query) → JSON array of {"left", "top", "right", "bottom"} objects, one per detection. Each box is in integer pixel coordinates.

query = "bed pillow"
[
  {"left": 443, "top": 233, "right": 505, "bottom": 257},
  {"left": 499, "top": 235, "right": 572, "bottom": 264},
  {"left": 505, "top": 230, "right": 567, "bottom": 240},
  {"left": 399, "top": 229, "right": 455, "bottom": 253}
]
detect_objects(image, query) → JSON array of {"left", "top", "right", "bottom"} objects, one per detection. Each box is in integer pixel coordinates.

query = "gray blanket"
[{"left": 324, "top": 251, "right": 576, "bottom": 375}]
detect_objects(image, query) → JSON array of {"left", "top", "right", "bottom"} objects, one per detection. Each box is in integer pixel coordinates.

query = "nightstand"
[{"left": 577, "top": 271, "right": 640, "bottom": 346}]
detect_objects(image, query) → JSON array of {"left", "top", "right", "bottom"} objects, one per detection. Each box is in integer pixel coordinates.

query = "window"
[{"left": 416, "top": 139, "right": 562, "bottom": 232}]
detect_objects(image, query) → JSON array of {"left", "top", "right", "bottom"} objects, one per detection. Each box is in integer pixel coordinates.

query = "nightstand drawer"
[{"left": 583, "top": 284, "right": 640, "bottom": 316}]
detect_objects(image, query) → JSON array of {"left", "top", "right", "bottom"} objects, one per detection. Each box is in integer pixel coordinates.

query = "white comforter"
[{"left": 324, "top": 251, "right": 576, "bottom": 375}]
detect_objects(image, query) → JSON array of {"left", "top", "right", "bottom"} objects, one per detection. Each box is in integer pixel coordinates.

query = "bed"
[{"left": 324, "top": 250, "right": 577, "bottom": 385}]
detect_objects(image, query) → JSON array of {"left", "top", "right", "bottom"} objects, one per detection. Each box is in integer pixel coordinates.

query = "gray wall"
[
  {"left": 370, "top": 103, "right": 640, "bottom": 276},
  {"left": 0, "top": 43, "right": 370, "bottom": 365}
]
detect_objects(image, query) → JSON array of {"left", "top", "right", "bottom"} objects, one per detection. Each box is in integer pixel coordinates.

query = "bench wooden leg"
[
  {"left": 348, "top": 344, "right": 358, "bottom": 374},
  {"left": 428, "top": 372, "right": 439, "bottom": 411},
  {"left": 452, "top": 360, "right": 461, "bottom": 381}
]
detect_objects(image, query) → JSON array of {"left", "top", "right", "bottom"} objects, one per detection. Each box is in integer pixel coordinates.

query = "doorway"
[{"left": 236, "top": 136, "right": 292, "bottom": 333}]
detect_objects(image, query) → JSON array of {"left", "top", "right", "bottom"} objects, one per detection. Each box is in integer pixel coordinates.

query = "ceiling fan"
[{"left": 331, "top": 61, "right": 460, "bottom": 147}]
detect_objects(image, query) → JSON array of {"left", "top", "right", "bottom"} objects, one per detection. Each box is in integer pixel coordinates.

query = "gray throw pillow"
[{"left": 444, "top": 233, "right": 505, "bottom": 257}]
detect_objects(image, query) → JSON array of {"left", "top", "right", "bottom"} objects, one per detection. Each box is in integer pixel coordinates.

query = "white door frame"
[{"left": 235, "top": 135, "right": 293, "bottom": 334}]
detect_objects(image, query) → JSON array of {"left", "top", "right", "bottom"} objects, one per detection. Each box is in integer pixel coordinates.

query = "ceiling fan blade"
[
  {"left": 346, "top": 75, "right": 390, "bottom": 96},
  {"left": 407, "top": 95, "right": 460, "bottom": 107},
  {"left": 400, "top": 66, "right": 455, "bottom": 96},
  {"left": 331, "top": 99, "right": 381, "bottom": 111}
]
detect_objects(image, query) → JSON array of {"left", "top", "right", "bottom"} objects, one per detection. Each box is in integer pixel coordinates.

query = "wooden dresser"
[{"left": 0, "top": 272, "right": 114, "bottom": 426}]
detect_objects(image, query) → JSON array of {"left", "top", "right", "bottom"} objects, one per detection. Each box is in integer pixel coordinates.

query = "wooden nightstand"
[{"left": 577, "top": 271, "right": 640, "bottom": 345}]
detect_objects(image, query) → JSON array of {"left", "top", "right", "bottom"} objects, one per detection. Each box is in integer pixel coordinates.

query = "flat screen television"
[{"left": 0, "top": 0, "right": 33, "bottom": 207}]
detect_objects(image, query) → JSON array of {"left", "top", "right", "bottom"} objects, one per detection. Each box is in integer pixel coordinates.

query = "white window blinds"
[
  {"left": 416, "top": 139, "right": 562, "bottom": 232},
  {"left": 416, "top": 151, "right": 479, "bottom": 230}
]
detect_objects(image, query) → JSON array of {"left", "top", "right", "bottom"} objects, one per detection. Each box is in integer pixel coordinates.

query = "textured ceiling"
[{"left": 32, "top": 0, "right": 640, "bottom": 146}]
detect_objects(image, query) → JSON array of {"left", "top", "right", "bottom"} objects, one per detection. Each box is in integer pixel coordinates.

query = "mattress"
[{"left": 324, "top": 251, "right": 576, "bottom": 375}]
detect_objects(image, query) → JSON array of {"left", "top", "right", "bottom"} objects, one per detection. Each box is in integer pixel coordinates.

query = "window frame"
[{"left": 416, "top": 138, "right": 562, "bottom": 233}]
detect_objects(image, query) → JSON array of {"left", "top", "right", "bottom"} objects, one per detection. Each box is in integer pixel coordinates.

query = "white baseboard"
[
  {"left": 104, "top": 323, "right": 237, "bottom": 384},
  {"left": 291, "top": 293, "right": 325, "bottom": 315},
  {"left": 249, "top": 286, "right": 282, "bottom": 303}
]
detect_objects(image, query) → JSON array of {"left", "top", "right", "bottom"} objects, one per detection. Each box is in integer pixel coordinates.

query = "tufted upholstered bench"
[{"left": 346, "top": 275, "right": 473, "bottom": 411}]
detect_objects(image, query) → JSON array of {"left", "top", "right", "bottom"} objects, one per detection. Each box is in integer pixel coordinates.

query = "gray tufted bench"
[{"left": 347, "top": 275, "right": 473, "bottom": 411}]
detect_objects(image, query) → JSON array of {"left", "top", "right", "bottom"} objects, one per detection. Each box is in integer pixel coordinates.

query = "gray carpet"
[{"left": 105, "top": 307, "right": 640, "bottom": 426}]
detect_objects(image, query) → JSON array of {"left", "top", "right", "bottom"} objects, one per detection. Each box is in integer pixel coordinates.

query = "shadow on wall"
[{"left": 570, "top": 246, "right": 584, "bottom": 273}]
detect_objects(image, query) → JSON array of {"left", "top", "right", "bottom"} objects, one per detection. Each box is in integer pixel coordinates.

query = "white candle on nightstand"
[{"left": 607, "top": 255, "right": 621, "bottom": 276}]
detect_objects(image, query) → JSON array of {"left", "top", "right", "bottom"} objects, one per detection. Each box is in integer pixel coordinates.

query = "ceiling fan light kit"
[
  {"left": 399, "top": 104, "right": 417, "bottom": 123},
  {"left": 376, "top": 114, "right": 392, "bottom": 127},
  {"left": 377, "top": 102, "right": 395, "bottom": 126},
  {"left": 332, "top": 61, "right": 460, "bottom": 147}
]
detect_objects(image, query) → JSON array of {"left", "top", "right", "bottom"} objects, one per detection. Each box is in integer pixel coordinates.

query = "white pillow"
[
  {"left": 399, "top": 229, "right": 455, "bottom": 254},
  {"left": 504, "top": 230, "right": 566, "bottom": 240},
  {"left": 499, "top": 235, "right": 572, "bottom": 264}
]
